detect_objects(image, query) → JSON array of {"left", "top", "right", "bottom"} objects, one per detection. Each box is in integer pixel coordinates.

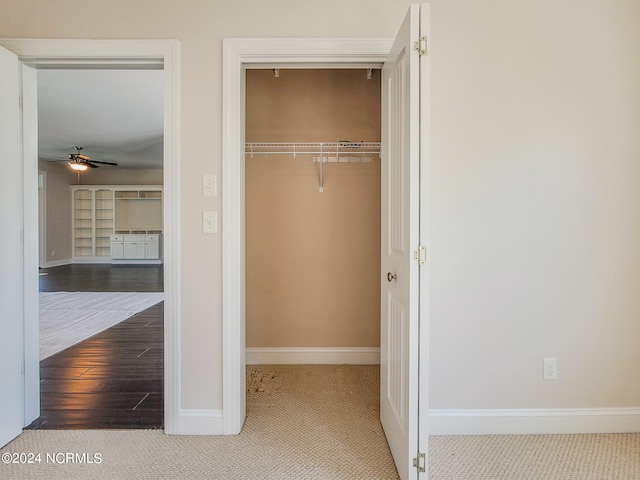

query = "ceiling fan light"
[{"left": 68, "top": 162, "right": 88, "bottom": 171}]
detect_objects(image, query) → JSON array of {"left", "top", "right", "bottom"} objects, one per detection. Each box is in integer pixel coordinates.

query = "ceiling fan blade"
[
  {"left": 86, "top": 162, "right": 98, "bottom": 168},
  {"left": 89, "top": 160, "right": 119, "bottom": 166}
]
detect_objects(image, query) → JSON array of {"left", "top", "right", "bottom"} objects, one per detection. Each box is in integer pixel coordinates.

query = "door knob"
[{"left": 387, "top": 272, "right": 397, "bottom": 282}]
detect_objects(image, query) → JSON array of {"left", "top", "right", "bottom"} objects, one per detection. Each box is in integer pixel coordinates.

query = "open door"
[
  {"left": 381, "top": 4, "right": 429, "bottom": 479},
  {"left": 0, "top": 44, "right": 25, "bottom": 447}
]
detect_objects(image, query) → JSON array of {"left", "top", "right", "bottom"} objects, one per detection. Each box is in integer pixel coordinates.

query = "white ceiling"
[{"left": 37, "top": 69, "right": 164, "bottom": 169}]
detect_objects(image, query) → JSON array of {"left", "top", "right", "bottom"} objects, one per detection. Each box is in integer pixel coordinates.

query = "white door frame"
[
  {"left": 221, "top": 38, "right": 394, "bottom": 434},
  {"left": 0, "top": 39, "right": 181, "bottom": 433},
  {"left": 38, "top": 171, "right": 47, "bottom": 268}
]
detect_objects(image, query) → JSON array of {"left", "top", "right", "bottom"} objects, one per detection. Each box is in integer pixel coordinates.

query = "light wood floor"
[{"left": 27, "top": 264, "right": 164, "bottom": 430}]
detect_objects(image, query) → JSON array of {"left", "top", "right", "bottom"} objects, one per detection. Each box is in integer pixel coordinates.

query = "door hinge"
[
  {"left": 414, "top": 245, "right": 427, "bottom": 266},
  {"left": 413, "top": 452, "right": 426, "bottom": 473},
  {"left": 415, "top": 36, "right": 428, "bottom": 56}
]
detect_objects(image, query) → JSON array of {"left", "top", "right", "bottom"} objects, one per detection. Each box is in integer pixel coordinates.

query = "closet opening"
[
  {"left": 245, "top": 67, "right": 381, "bottom": 365},
  {"left": 244, "top": 68, "right": 388, "bottom": 458}
]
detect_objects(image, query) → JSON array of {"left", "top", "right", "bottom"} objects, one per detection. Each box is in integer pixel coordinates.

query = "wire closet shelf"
[
  {"left": 244, "top": 141, "right": 380, "bottom": 193},
  {"left": 245, "top": 141, "right": 381, "bottom": 158}
]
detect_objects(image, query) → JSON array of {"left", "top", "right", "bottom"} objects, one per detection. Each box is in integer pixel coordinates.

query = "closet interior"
[{"left": 245, "top": 68, "right": 382, "bottom": 353}]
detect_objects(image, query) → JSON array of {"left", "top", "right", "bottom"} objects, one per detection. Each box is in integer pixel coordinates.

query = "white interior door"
[
  {"left": 0, "top": 44, "right": 25, "bottom": 448},
  {"left": 380, "top": 4, "right": 428, "bottom": 479}
]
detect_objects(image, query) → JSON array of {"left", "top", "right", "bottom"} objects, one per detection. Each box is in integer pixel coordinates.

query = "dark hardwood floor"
[
  {"left": 28, "top": 264, "right": 164, "bottom": 430},
  {"left": 39, "top": 264, "right": 164, "bottom": 293}
]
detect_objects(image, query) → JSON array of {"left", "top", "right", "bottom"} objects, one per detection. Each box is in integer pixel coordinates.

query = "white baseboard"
[
  {"left": 429, "top": 407, "right": 640, "bottom": 435},
  {"left": 111, "top": 259, "right": 163, "bottom": 265},
  {"left": 42, "top": 258, "right": 72, "bottom": 268},
  {"left": 72, "top": 257, "right": 112, "bottom": 264},
  {"left": 246, "top": 347, "right": 380, "bottom": 365},
  {"left": 172, "top": 409, "right": 224, "bottom": 435}
]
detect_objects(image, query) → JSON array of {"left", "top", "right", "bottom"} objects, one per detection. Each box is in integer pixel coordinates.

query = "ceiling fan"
[
  {"left": 43, "top": 146, "right": 119, "bottom": 171},
  {"left": 65, "top": 146, "right": 119, "bottom": 171}
]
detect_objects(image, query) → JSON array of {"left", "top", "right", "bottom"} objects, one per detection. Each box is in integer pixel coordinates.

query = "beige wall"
[
  {"left": 80, "top": 168, "right": 162, "bottom": 186},
  {"left": 38, "top": 160, "right": 75, "bottom": 263},
  {"left": 115, "top": 198, "right": 163, "bottom": 232},
  {"left": 428, "top": 0, "right": 640, "bottom": 410},
  {"left": 3, "top": 0, "right": 640, "bottom": 416},
  {"left": 245, "top": 69, "right": 380, "bottom": 348}
]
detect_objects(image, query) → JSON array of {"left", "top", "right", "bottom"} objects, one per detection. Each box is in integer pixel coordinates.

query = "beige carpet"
[
  {"left": 1, "top": 365, "right": 398, "bottom": 480},
  {"left": 429, "top": 433, "right": 640, "bottom": 479},
  {"left": 2, "top": 365, "right": 639, "bottom": 479}
]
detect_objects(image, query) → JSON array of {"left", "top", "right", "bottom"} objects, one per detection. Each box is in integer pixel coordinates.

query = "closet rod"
[
  {"left": 245, "top": 142, "right": 380, "bottom": 193},
  {"left": 245, "top": 141, "right": 381, "bottom": 158}
]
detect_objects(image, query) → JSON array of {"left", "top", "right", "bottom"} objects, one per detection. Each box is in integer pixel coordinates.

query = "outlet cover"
[
  {"left": 202, "top": 211, "right": 217, "bottom": 234},
  {"left": 203, "top": 174, "right": 217, "bottom": 198},
  {"left": 543, "top": 357, "right": 558, "bottom": 380}
]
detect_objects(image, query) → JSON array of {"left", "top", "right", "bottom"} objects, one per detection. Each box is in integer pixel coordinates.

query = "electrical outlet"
[
  {"left": 202, "top": 174, "right": 217, "bottom": 198},
  {"left": 202, "top": 211, "right": 217, "bottom": 234},
  {"left": 543, "top": 357, "right": 558, "bottom": 380}
]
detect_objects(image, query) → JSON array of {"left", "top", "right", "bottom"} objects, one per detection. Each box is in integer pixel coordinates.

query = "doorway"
[
  {"left": 243, "top": 65, "right": 392, "bottom": 472},
  {"left": 0, "top": 38, "right": 180, "bottom": 435},
  {"left": 221, "top": 39, "right": 394, "bottom": 435},
  {"left": 31, "top": 68, "right": 165, "bottom": 429},
  {"left": 222, "top": 11, "right": 431, "bottom": 476},
  {"left": 244, "top": 68, "right": 382, "bottom": 362}
]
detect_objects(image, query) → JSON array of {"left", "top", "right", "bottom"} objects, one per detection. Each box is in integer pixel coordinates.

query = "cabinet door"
[
  {"left": 123, "top": 235, "right": 145, "bottom": 258},
  {"left": 124, "top": 241, "right": 145, "bottom": 259},
  {"left": 145, "top": 241, "right": 159, "bottom": 259},
  {"left": 134, "top": 242, "right": 146, "bottom": 258},
  {"left": 111, "top": 241, "right": 124, "bottom": 259}
]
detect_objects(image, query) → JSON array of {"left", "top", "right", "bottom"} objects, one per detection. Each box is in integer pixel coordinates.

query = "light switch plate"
[
  {"left": 202, "top": 211, "right": 217, "bottom": 234},
  {"left": 203, "top": 174, "right": 217, "bottom": 197}
]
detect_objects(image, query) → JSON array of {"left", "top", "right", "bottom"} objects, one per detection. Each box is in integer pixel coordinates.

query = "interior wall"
[
  {"left": 245, "top": 69, "right": 381, "bottom": 348},
  {"left": 428, "top": 0, "right": 640, "bottom": 410},
  {"left": 2, "top": 0, "right": 640, "bottom": 417},
  {"left": 80, "top": 168, "right": 162, "bottom": 185},
  {"left": 115, "top": 198, "right": 163, "bottom": 232},
  {"left": 38, "top": 160, "right": 75, "bottom": 264}
]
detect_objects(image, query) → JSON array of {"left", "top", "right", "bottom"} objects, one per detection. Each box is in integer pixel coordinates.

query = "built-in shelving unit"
[
  {"left": 71, "top": 185, "right": 162, "bottom": 263},
  {"left": 73, "top": 188, "right": 94, "bottom": 258},
  {"left": 95, "top": 189, "right": 115, "bottom": 258},
  {"left": 114, "top": 188, "right": 163, "bottom": 236},
  {"left": 72, "top": 188, "right": 114, "bottom": 260}
]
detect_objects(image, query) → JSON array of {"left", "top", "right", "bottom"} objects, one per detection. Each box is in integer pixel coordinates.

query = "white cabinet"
[
  {"left": 144, "top": 234, "right": 161, "bottom": 259},
  {"left": 110, "top": 234, "right": 124, "bottom": 258},
  {"left": 111, "top": 234, "right": 162, "bottom": 263},
  {"left": 123, "top": 235, "right": 146, "bottom": 259}
]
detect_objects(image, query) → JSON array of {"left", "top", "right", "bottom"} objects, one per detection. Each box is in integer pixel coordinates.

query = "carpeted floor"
[
  {"left": 429, "top": 433, "right": 640, "bottom": 479},
  {"left": 39, "top": 291, "right": 164, "bottom": 359},
  {"left": 2, "top": 365, "right": 639, "bottom": 479},
  {"left": 1, "top": 365, "right": 398, "bottom": 480}
]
